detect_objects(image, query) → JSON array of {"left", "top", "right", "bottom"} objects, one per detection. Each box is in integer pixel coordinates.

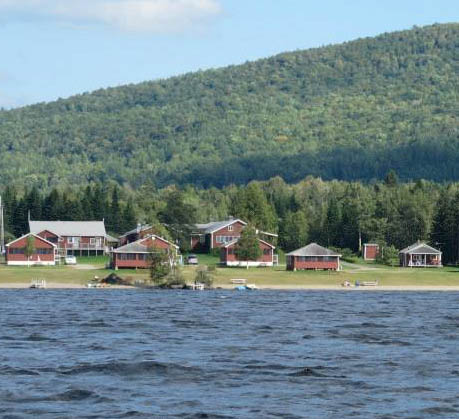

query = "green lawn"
[{"left": 0, "top": 258, "right": 458, "bottom": 288}]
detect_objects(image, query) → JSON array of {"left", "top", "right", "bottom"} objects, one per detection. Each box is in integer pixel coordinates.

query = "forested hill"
[{"left": 0, "top": 23, "right": 458, "bottom": 189}]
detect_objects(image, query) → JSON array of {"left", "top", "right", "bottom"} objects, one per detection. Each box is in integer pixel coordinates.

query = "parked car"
[
  {"left": 65, "top": 255, "right": 77, "bottom": 265},
  {"left": 186, "top": 254, "right": 198, "bottom": 265}
]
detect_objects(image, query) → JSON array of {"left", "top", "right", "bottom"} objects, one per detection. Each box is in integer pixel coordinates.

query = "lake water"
[{"left": 0, "top": 290, "right": 458, "bottom": 418}]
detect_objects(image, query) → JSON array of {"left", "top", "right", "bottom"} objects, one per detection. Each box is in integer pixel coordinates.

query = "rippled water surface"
[{"left": 1, "top": 290, "right": 458, "bottom": 418}]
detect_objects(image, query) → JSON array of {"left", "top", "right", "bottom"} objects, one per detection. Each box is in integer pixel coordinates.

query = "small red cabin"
[
  {"left": 111, "top": 235, "right": 179, "bottom": 269},
  {"left": 286, "top": 243, "right": 341, "bottom": 271},
  {"left": 220, "top": 238, "right": 275, "bottom": 267},
  {"left": 5, "top": 233, "right": 56, "bottom": 266},
  {"left": 363, "top": 243, "right": 380, "bottom": 261}
]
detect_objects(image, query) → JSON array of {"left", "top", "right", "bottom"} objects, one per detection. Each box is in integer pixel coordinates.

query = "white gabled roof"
[
  {"left": 223, "top": 237, "right": 275, "bottom": 249},
  {"left": 29, "top": 220, "right": 106, "bottom": 237},
  {"left": 6, "top": 233, "right": 57, "bottom": 248},
  {"left": 399, "top": 242, "right": 441, "bottom": 255}
]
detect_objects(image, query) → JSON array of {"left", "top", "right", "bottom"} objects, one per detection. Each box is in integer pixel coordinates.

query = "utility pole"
[{"left": 0, "top": 195, "right": 4, "bottom": 255}]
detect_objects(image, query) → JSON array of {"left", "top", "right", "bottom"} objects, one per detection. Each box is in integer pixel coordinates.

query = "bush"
[
  {"left": 210, "top": 248, "right": 221, "bottom": 258},
  {"left": 331, "top": 247, "right": 359, "bottom": 263},
  {"left": 376, "top": 245, "right": 399, "bottom": 266},
  {"left": 194, "top": 265, "right": 214, "bottom": 287}
]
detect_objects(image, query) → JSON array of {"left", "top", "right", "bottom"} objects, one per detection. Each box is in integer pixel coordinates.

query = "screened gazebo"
[{"left": 399, "top": 242, "right": 442, "bottom": 268}]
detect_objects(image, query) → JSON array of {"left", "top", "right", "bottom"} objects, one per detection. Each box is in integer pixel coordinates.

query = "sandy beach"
[{"left": 1, "top": 282, "right": 459, "bottom": 291}]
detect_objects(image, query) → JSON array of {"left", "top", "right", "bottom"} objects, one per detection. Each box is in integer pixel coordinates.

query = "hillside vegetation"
[{"left": 0, "top": 23, "right": 458, "bottom": 188}]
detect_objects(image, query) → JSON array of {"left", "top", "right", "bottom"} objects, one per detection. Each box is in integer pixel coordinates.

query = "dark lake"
[{"left": 1, "top": 290, "right": 458, "bottom": 418}]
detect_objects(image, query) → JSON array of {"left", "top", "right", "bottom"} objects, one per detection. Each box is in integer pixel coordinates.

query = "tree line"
[
  {"left": 2, "top": 173, "right": 459, "bottom": 264},
  {"left": 0, "top": 24, "right": 457, "bottom": 190}
]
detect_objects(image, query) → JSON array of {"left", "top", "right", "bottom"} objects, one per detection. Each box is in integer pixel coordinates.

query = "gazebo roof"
[{"left": 399, "top": 242, "right": 441, "bottom": 255}]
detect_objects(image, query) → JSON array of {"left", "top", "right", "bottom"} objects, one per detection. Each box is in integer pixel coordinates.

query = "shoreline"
[{"left": 1, "top": 282, "right": 459, "bottom": 291}]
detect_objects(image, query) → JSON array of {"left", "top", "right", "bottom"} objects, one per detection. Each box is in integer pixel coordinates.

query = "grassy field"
[{"left": 0, "top": 256, "right": 458, "bottom": 288}]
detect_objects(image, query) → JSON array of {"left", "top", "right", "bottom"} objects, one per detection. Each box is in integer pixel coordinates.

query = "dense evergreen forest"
[
  {"left": 0, "top": 23, "right": 458, "bottom": 189},
  {"left": 2, "top": 176, "right": 459, "bottom": 264}
]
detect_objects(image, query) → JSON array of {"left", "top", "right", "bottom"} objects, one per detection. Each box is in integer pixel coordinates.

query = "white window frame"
[{"left": 228, "top": 225, "right": 233, "bottom": 231}]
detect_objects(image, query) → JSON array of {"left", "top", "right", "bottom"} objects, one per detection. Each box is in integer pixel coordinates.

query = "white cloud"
[{"left": 0, "top": 0, "right": 222, "bottom": 33}]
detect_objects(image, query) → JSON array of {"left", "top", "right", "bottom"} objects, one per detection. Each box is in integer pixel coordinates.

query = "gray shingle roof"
[
  {"left": 112, "top": 235, "right": 179, "bottom": 253},
  {"left": 286, "top": 243, "right": 341, "bottom": 257},
  {"left": 112, "top": 241, "right": 149, "bottom": 253},
  {"left": 119, "top": 224, "right": 152, "bottom": 238},
  {"left": 399, "top": 242, "right": 441, "bottom": 254},
  {"left": 194, "top": 219, "right": 246, "bottom": 234},
  {"left": 29, "top": 220, "right": 106, "bottom": 237}
]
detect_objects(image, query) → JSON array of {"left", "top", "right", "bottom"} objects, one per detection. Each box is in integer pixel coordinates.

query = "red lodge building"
[
  {"left": 220, "top": 238, "right": 276, "bottom": 267},
  {"left": 111, "top": 235, "right": 179, "bottom": 269},
  {"left": 29, "top": 220, "right": 108, "bottom": 257},
  {"left": 286, "top": 243, "right": 341, "bottom": 271},
  {"left": 5, "top": 233, "right": 57, "bottom": 266},
  {"left": 191, "top": 218, "right": 277, "bottom": 252}
]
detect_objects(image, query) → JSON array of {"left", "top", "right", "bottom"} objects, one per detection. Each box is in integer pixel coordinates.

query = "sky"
[{"left": 0, "top": 0, "right": 457, "bottom": 108}]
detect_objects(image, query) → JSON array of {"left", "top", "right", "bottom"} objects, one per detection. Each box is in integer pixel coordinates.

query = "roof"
[
  {"left": 224, "top": 237, "right": 276, "bottom": 249},
  {"left": 286, "top": 243, "right": 341, "bottom": 257},
  {"left": 119, "top": 223, "right": 152, "bottom": 238},
  {"left": 105, "top": 234, "right": 119, "bottom": 243},
  {"left": 29, "top": 220, "right": 107, "bottom": 237},
  {"left": 193, "top": 219, "right": 247, "bottom": 234},
  {"left": 112, "top": 234, "right": 179, "bottom": 253},
  {"left": 399, "top": 242, "right": 441, "bottom": 255},
  {"left": 6, "top": 233, "right": 56, "bottom": 248}
]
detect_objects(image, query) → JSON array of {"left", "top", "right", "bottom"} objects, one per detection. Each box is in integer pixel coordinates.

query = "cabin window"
[
  {"left": 9, "top": 248, "right": 25, "bottom": 254},
  {"left": 263, "top": 249, "right": 271, "bottom": 255},
  {"left": 138, "top": 254, "right": 146, "bottom": 260},
  {"left": 127, "top": 254, "right": 136, "bottom": 260},
  {"left": 199, "top": 235, "right": 205, "bottom": 244},
  {"left": 228, "top": 225, "right": 233, "bottom": 231},
  {"left": 217, "top": 236, "right": 236, "bottom": 244},
  {"left": 119, "top": 254, "right": 127, "bottom": 260},
  {"left": 36, "top": 248, "right": 52, "bottom": 255},
  {"left": 90, "top": 238, "right": 96, "bottom": 245}
]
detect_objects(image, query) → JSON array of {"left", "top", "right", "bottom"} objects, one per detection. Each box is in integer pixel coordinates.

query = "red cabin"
[
  {"left": 111, "top": 235, "right": 179, "bottom": 269},
  {"left": 5, "top": 233, "right": 56, "bottom": 266},
  {"left": 220, "top": 238, "right": 275, "bottom": 267},
  {"left": 363, "top": 243, "right": 380, "bottom": 261},
  {"left": 286, "top": 243, "right": 341, "bottom": 271}
]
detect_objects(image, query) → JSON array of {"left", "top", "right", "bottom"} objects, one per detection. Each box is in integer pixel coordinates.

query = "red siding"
[
  {"left": 113, "top": 253, "right": 149, "bottom": 269},
  {"left": 364, "top": 244, "right": 379, "bottom": 260},
  {"left": 6, "top": 235, "right": 55, "bottom": 263},
  {"left": 220, "top": 240, "right": 273, "bottom": 264},
  {"left": 112, "top": 236, "right": 174, "bottom": 269},
  {"left": 287, "top": 256, "right": 339, "bottom": 271},
  {"left": 212, "top": 221, "right": 245, "bottom": 249}
]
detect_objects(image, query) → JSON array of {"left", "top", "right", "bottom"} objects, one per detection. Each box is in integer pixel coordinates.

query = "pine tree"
[{"left": 279, "top": 210, "right": 308, "bottom": 252}]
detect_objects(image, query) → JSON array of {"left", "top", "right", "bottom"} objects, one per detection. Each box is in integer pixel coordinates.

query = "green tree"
[
  {"left": 235, "top": 224, "right": 262, "bottom": 269},
  {"left": 24, "top": 235, "right": 35, "bottom": 268},
  {"left": 279, "top": 210, "right": 308, "bottom": 252},
  {"left": 149, "top": 246, "right": 171, "bottom": 285}
]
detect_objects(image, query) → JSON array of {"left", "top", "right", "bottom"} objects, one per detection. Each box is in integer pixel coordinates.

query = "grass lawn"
[{"left": 0, "top": 258, "right": 458, "bottom": 288}]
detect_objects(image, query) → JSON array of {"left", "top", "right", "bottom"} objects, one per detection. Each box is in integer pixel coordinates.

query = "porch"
[{"left": 404, "top": 253, "right": 442, "bottom": 268}]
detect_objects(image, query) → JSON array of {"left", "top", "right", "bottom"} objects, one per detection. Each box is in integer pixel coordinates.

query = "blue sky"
[{"left": 0, "top": 0, "right": 457, "bottom": 108}]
